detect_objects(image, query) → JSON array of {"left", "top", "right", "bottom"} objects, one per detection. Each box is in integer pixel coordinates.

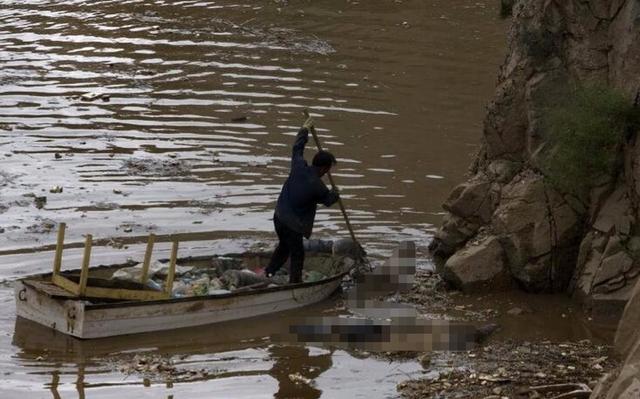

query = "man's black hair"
[{"left": 312, "top": 150, "right": 337, "bottom": 168}]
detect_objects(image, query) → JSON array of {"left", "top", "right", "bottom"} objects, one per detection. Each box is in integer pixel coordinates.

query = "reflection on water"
[
  {"left": 1, "top": 0, "right": 508, "bottom": 397},
  {"left": 11, "top": 310, "right": 423, "bottom": 399},
  {"left": 269, "top": 345, "right": 332, "bottom": 399}
]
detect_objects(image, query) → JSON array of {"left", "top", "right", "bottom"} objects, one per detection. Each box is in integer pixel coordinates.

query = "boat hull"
[{"left": 15, "top": 277, "right": 342, "bottom": 339}]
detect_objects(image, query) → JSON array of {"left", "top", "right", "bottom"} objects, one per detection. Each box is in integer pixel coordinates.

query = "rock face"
[
  {"left": 443, "top": 235, "right": 509, "bottom": 292},
  {"left": 591, "top": 278, "right": 640, "bottom": 398},
  {"left": 430, "top": 0, "right": 640, "bottom": 321}
]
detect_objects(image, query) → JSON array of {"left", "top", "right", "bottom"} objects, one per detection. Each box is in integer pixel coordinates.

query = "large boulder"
[
  {"left": 492, "top": 173, "right": 581, "bottom": 291},
  {"left": 592, "top": 186, "right": 633, "bottom": 236},
  {"left": 430, "top": 176, "right": 500, "bottom": 263},
  {"left": 571, "top": 184, "right": 640, "bottom": 322},
  {"left": 436, "top": 171, "right": 583, "bottom": 292},
  {"left": 443, "top": 235, "right": 510, "bottom": 292},
  {"left": 442, "top": 177, "right": 498, "bottom": 224},
  {"left": 430, "top": 214, "right": 480, "bottom": 261}
]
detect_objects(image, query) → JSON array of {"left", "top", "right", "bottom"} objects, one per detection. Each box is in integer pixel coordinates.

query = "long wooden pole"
[{"left": 303, "top": 110, "right": 358, "bottom": 244}]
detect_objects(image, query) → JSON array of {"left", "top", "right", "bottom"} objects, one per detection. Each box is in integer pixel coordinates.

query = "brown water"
[{"left": 0, "top": 0, "right": 581, "bottom": 398}]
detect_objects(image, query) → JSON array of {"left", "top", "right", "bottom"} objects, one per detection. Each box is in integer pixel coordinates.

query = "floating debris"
[
  {"left": 79, "top": 92, "right": 110, "bottom": 102},
  {"left": 188, "top": 200, "right": 222, "bottom": 215},
  {"left": 26, "top": 219, "right": 57, "bottom": 234},
  {"left": 115, "top": 354, "right": 222, "bottom": 383},
  {"left": 231, "top": 115, "right": 248, "bottom": 122},
  {"left": 34, "top": 196, "right": 47, "bottom": 209},
  {"left": 22, "top": 193, "right": 47, "bottom": 209},
  {"left": 90, "top": 202, "right": 120, "bottom": 210},
  {"left": 289, "top": 372, "right": 314, "bottom": 386},
  {"left": 122, "top": 157, "right": 191, "bottom": 177},
  {"left": 116, "top": 222, "right": 156, "bottom": 233}
]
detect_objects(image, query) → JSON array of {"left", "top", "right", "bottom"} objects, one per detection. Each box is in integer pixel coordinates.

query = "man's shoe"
[{"left": 256, "top": 267, "right": 274, "bottom": 278}]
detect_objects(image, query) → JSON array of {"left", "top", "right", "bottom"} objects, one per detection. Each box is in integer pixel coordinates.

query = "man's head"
[{"left": 312, "top": 150, "right": 337, "bottom": 177}]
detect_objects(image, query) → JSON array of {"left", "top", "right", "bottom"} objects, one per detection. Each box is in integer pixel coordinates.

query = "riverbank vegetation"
[{"left": 541, "top": 84, "right": 640, "bottom": 196}]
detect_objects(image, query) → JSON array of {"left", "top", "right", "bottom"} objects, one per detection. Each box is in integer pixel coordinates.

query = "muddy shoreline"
[
  {"left": 398, "top": 339, "right": 617, "bottom": 399},
  {"left": 390, "top": 271, "right": 618, "bottom": 398}
]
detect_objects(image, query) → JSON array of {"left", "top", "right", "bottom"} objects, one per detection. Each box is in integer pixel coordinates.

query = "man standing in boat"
[{"left": 263, "top": 117, "right": 340, "bottom": 284}]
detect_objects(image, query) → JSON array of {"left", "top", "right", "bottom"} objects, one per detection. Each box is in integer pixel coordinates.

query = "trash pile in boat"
[{"left": 111, "top": 254, "right": 348, "bottom": 298}]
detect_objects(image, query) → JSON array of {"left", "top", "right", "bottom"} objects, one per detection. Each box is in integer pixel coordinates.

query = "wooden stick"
[
  {"left": 76, "top": 364, "right": 86, "bottom": 399},
  {"left": 140, "top": 233, "right": 156, "bottom": 284},
  {"left": 550, "top": 391, "right": 591, "bottom": 399},
  {"left": 78, "top": 234, "right": 92, "bottom": 296},
  {"left": 53, "top": 222, "right": 66, "bottom": 276},
  {"left": 529, "top": 383, "right": 591, "bottom": 399},
  {"left": 233, "top": 281, "right": 270, "bottom": 293},
  {"left": 165, "top": 240, "right": 179, "bottom": 295},
  {"left": 530, "top": 383, "right": 591, "bottom": 393},
  {"left": 303, "top": 109, "right": 358, "bottom": 244}
]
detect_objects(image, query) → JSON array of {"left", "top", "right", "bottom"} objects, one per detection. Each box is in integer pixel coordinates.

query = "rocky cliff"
[{"left": 429, "top": 0, "right": 640, "bottom": 323}]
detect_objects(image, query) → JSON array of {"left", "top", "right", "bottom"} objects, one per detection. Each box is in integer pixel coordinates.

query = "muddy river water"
[{"left": 0, "top": 1, "right": 608, "bottom": 398}]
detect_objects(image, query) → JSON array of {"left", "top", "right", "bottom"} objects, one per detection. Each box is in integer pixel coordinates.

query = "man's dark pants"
[{"left": 266, "top": 215, "right": 304, "bottom": 283}]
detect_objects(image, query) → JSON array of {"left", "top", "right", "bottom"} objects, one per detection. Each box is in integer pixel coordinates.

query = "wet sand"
[{"left": 0, "top": 1, "right": 609, "bottom": 398}]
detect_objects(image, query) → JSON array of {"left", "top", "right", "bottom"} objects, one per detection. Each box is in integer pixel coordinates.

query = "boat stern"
[{"left": 14, "top": 280, "right": 87, "bottom": 339}]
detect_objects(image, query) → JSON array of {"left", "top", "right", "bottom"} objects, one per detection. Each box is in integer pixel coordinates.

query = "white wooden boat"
[{"left": 14, "top": 240, "right": 360, "bottom": 339}]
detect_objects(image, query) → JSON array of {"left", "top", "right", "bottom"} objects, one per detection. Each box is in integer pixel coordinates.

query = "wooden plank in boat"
[
  {"left": 22, "top": 279, "right": 77, "bottom": 299},
  {"left": 51, "top": 274, "right": 169, "bottom": 301},
  {"left": 23, "top": 276, "right": 170, "bottom": 302}
]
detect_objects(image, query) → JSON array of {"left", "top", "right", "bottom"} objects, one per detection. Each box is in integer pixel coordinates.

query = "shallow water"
[{"left": 0, "top": 0, "right": 583, "bottom": 398}]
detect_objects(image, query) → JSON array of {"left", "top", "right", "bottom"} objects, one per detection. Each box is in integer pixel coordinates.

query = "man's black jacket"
[{"left": 274, "top": 127, "right": 339, "bottom": 238}]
